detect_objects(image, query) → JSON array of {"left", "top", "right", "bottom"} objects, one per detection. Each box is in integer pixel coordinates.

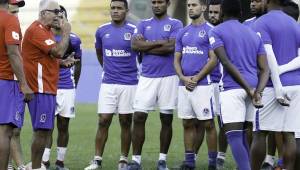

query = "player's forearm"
[
  {"left": 7, "top": 45, "right": 27, "bottom": 85},
  {"left": 131, "top": 39, "right": 163, "bottom": 52},
  {"left": 215, "top": 47, "right": 252, "bottom": 94},
  {"left": 256, "top": 55, "right": 270, "bottom": 94},
  {"left": 74, "top": 60, "right": 82, "bottom": 87},
  {"left": 50, "top": 32, "right": 70, "bottom": 58},
  {"left": 264, "top": 44, "right": 284, "bottom": 98},
  {"left": 174, "top": 52, "right": 185, "bottom": 79},
  {"left": 147, "top": 39, "right": 175, "bottom": 55},
  {"left": 194, "top": 56, "right": 217, "bottom": 82},
  {"left": 279, "top": 49, "right": 300, "bottom": 74},
  {"left": 96, "top": 49, "right": 104, "bottom": 67}
]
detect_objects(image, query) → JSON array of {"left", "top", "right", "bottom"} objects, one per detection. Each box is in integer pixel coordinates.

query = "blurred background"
[{"left": 18, "top": 0, "right": 299, "bottom": 104}]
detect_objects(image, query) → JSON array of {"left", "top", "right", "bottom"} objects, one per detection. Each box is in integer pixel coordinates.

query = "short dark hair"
[
  {"left": 0, "top": 0, "right": 8, "bottom": 5},
  {"left": 209, "top": 0, "right": 221, "bottom": 5},
  {"left": 283, "top": 1, "right": 299, "bottom": 21},
  {"left": 60, "top": 5, "right": 68, "bottom": 19},
  {"left": 221, "top": 0, "right": 241, "bottom": 18},
  {"left": 111, "top": 0, "right": 128, "bottom": 9}
]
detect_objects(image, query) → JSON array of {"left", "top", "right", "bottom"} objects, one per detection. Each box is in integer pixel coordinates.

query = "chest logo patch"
[
  {"left": 45, "top": 39, "right": 55, "bottom": 46},
  {"left": 124, "top": 33, "right": 132, "bottom": 40},
  {"left": 198, "top": 30, "right": 206, "bottom": 38},
  {"left": 164, "top": 24, "right": 171, "bottom": 32},
  {"left": 12, "top": 31, "right": 20, "bottom": 40}
]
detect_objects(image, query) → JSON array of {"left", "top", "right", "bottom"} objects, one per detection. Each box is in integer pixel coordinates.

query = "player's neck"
[
  {"left": 223, "top": 16, "right": 239, "bottom": 22},
  {"left": 154, "top": 13, "right": 168, "bottom": 20},
  {"left": 192, "top": 14, "right": 205, "bottom": 26},
  {"left": 267, "top": 5, "right": 281, "bottom": 11},
  {"left": 38, "top": 19, "right": 51, "bottom": 30},
  {"left": 112, "top": 20, "right": 126, "bottom": 27}
]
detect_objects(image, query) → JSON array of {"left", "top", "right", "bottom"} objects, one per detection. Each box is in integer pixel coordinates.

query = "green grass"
[{"left": 20, "top": 104, "right": 236, "bottom": 169}]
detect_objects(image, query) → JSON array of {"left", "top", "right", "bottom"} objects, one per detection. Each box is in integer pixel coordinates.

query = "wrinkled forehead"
[{"left": 39, "top": 0, "right": 59, "bottom": 11}]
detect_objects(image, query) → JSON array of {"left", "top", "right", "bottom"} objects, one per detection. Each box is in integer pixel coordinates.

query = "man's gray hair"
[{"left": 39, "top": 0, "right": 58, "bottom": 12}]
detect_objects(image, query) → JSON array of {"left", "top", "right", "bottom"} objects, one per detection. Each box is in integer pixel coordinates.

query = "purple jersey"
[
  {"left": 243, "top": 17, "right": 257, "bottom": 29},
  {"left": 209, "top": 19, "right": 266, "bottom": 90},
  {"left": 175, "top": 22, "right": 213, "bottom": 85},
  {"left": 95, "top": 22, "right": 138, "bottom": 85},
  {"left": 56, "top": 33, "right": 82, "bottom": 89},
  {"left": 134, "top": 16, "right": 183, "bottom": 77},
  {"left": 254, "top": 10, "right": 300, "bottom": 86}
]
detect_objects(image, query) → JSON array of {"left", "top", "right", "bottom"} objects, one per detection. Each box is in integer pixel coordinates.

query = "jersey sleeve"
[
  {"left": 5, "top": 16, "right": 21, "bottom": 45},
  {"left": 30, "top": 28, "right": 56, "bottom": 55},
  {"left": 257, "top": 36, "right": 266, "bottom": 55},
  {"left": 254, "top": 19, "right": 272, "bottom": 45},
  {"left": 170, "top": 20, "right": 183, "bottom": 39},
  {"left": 208, "top": 28, "right": 224, "bottom": 50},
  {"left": 175, "top": 29, "right": 184, "bottom": 53},
  {"left": 95, "top": 27, "right": 103, "bottom": 49},
  {"left": 71, "top": 35, "right": 82, "bottom": 59},
  {"left": 133, "top": 21, "right": 144, "bottom": 38}
]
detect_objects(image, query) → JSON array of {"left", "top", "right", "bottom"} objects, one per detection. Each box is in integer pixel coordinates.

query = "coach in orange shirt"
[
  {"left": 0, "top": 0, "right": 33, "bottom": 169},
  {"left": 22, "top": 0, "right": 75, "bottom": 169}
]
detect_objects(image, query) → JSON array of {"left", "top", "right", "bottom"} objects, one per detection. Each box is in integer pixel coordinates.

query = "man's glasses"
[{"left": 44, "top": 9, "right": 62, "bottom": 15}]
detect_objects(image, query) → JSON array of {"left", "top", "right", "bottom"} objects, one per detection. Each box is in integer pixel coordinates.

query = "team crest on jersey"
[
  {"left": 164, "top": 24, "right": 171, "bottom": 32},
  {"left": 124, "top": 33, "right": 132, "bottom": 40},
  {"left": 40, "top": 114, "right": 47, "bottom": 123},
  {"left": 203, "top": 108, "right": 210, "bottom": 115},
  {"left": 198, "top": 30, "right": 206, "bottom": 38},
  {"left": 12, "top": 31, "right": 20, "bottom": 40},
  {"left": 45, "top": 39, "right": 55, "bottom": 46}
]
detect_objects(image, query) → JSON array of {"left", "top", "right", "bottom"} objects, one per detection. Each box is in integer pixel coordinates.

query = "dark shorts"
[
  {"left": 0, "top": 80, "right": 25, "bottom": 128},
  {"left": 28, "top": 93, "right": 56, "bottom": 130}
]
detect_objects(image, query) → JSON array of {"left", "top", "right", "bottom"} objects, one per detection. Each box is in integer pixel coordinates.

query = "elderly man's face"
[{"left": 41, "top": 1, "right": 62, "bottom": 28}]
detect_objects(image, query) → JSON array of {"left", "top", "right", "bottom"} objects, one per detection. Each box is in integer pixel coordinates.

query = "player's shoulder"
[
  {"left": 204, "top": 22, "right": 214, "bottom": 31},
  {"left": 168, "top": 17, "right": 183, "bottom": 25},
  {"left": 70, "top": 33, "right": 81, "bottom": 44},
  {"left": 138, "top": 17, "right": 154, "bottom": 26},
  {"left": 97, "top": 22, "right": 112, "bottom": 32},
  {"left": 124, "top": 22, "right": 137, "bottom": 31}
]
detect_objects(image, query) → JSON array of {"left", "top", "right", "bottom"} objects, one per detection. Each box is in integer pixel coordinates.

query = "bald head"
[{"left": 39, "top": 0, "right": 59, "bottom": 12}]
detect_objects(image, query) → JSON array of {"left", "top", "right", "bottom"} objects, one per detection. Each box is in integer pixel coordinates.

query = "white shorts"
[
  {"left": 212, "top": 83, "right": 221, "bottom": 115},
  {"left": 98, "top": 84, "right": 136, "bottom": 114},
  {"left": 178, "top": 85, "right": 214, "bottom": 120},
  {"left": 219, "top": 89, "right": 254, "bottom": 124},
  {"left": 253, "top": 86, "right": 300, "bottom": 132},
  {"left": 134, "top": 75, "right": 178, "bottom": 114},
  {"left": 55, "top": 89, "right": 76, "bottom": 118}
]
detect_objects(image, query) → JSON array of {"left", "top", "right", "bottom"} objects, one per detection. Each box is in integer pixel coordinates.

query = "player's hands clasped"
[{"left": 181, "top": 76, "right": 197, "bottom": 92}]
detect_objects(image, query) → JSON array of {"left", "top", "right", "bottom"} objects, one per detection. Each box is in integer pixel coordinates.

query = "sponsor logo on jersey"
[
  {"left": 105, "top": 33, "right": 110, "bottom": 38},
  {"left": 105, "top": 49, "right": 131, "bottom": 57},
  {"left": 183, "top": 46, "right": 204, "bottom": 55},
  {"left": 209, "top": 37, "right": 216, "bottom": 45},
  {"left": 45, "top": 39, "right": 55, "bottom": 46},
  {"left": 12, "top": 31, "right": 20, "bottom": 40}
]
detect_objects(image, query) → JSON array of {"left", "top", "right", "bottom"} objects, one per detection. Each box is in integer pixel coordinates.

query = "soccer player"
[
  {"left": 22, "top": 0, "right": 76, "bottom": 169},
  {"left": 0, "top": 0, "right": 32, "bottom": 169},
  {"left": 209, "top": 0, "right": 270, "bottom": 169},
  {"left": 250, "top": 0, "right": 300, "bottom": 169},
  {"left": 41, "top": 5, "right": 82, "bottom": 170},
  {"left": 202, "top": 0, "right": 228, "bottom": 169},
  {"left": 128, "top": 0, "right": 183, "bottom": 169},
  {"left": 174, "top": 0, "right": 218, "bottom": 169},
  {"left": 84, "top": 0, "right": 138, "bottom": 170},
  {"left": 6, "top": 1, "right": 28, "bottom": 170}
]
